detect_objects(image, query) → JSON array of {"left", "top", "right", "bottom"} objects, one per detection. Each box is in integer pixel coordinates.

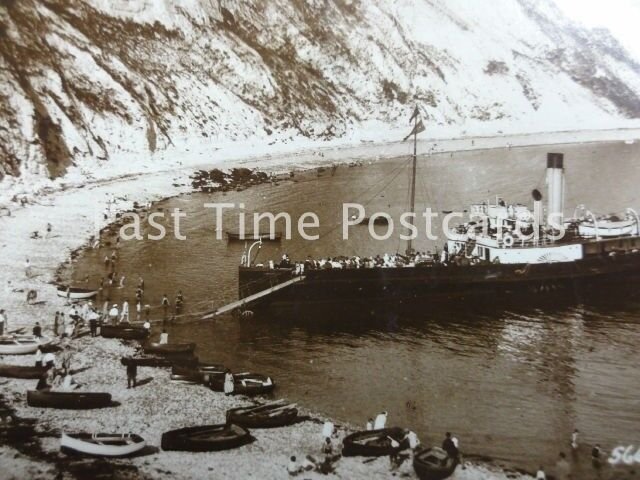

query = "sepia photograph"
[{"left": 0, "top": 1, "right": 639, "bottom": 479}]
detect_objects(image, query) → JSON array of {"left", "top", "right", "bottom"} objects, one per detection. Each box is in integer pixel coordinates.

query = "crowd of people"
[{"left": 262, "top": 244, "right": 486, "bottom": 274}]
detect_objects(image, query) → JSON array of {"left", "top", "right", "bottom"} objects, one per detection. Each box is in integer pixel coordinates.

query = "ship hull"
[{"left": 239, "top": 252, "right": 640, "bottom": 315}]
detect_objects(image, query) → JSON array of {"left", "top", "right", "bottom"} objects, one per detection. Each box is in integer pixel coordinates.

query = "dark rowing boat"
[
  {"left": 61, "top": 432, "right": 146, "bottom": 457},
  {"left": 121, "top": 355, "right": 199, "bottom": 368},
  {"left": 0, "top": 364, "right": 47, "bottom": 379},
  {"left": 143, "top": 343, "right": 196, "bottom": 355},
  {"left": 208, "top": 372, "right": 275, "bottom": 395},
  {"left": 171, "top": 364, "right": 225, "bottom": 383},
  {"left": 161, "top": 423, "right": 253, "bottom": 452},
  {"left": 226, "top": 402, "right": 299, "bottom": 428},
  {"left": 27, "top": 390, "right": 114, "bottom": 409},
  {"left": 342, "top": 427, "right": 408, "bottom": 457},
  {"left": 100, "top": 324, "right": 149, "bottom": 340},
  {"left": 413, "top": 447, "right": 458, "bottom": 480}
]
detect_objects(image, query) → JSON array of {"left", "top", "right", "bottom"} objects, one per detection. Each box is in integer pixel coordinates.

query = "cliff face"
[{"left": 1, "top": 0, "right": 639, "bottom": 180}]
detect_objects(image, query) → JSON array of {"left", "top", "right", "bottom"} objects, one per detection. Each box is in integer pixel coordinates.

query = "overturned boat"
[
  {"left": 27, "top": 390, "right": 114, "bottom": 409},
  {"left": 161, "top": 423, "right": 253, "bottom": 452},
  {"left": 61, "top": 432, "right": 146, "bottom": 457}
]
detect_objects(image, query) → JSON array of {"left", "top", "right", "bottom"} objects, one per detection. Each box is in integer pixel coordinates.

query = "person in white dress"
[
  {"left": 108, "top": 304, "right": 119, "bottom": 324},
  {"left": 159, "top": 329, "right": 168, "bottom": 345},
  {"left": 374, "top": 411, "right": 387, "bottom": 429},
  {"left": 224, "top": 370, "right": 234, "bottom": 395},
  {"left": 120, "top": 299, "right": 130, "bottom": 323}
]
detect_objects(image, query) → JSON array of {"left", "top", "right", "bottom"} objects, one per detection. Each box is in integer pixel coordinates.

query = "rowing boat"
[
  {"left": 61, "top": 432, "right": 146, "bottom": 457},
  {"left": 143, "top": 343, "right": 196, "bottom": 355},
  {"left": 100, "top": 324, "right": 149, "bottom": 340},
  {"left": 56, "top": 286, "right": 99, "bottom": 300},
  {"left": 413, "top": 447, "right": 458, "bottom": 480},
  {"left": 226, "top": 402, "right": 299, "bottom": 428},
  {"left": 342, "top": 427, "right": 408, "bottom": 457},
  {"left": 208, "top": 372, "right": 275, "bottom": 395},
  {"left": 0, "top": 335, "right": 51, "bottom": 355},
  {"left": 0, "top": 364, "right": 47, "bottom": 379},
  {"left": 161, "top": 423, "right": 253, "bottom": 452},
  {"left": 27, "top": 390, "right": 114, "bottom": 409}
]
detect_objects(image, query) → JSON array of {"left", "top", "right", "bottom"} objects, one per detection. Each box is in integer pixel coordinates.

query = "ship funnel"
[
  {"left": 546, "top": 153, "right": 565, "bottom": 228},
  {"left": 531, "top": 189, "right": 544, "bottom": 231}
]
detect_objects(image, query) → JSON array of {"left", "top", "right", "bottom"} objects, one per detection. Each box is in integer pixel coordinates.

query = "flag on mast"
[
  {"left": 403, "top": 119, "right": 425, "bottom": 141},
  {"left": 409, "top": 105, "right": 420, "bottom": 123}
]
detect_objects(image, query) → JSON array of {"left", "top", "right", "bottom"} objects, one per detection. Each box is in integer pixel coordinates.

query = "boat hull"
[
  {"left": 161, "top": 424, "right": 253, "bottom": 452},
  {"left": 143, "top": 343, "right": 196, "bottom": 355},
  {"left": 61, "top": 433, "right": 145, "bottom": 457},
  {"left": 56, "top": 287, "right": 98, "bottom": 300},
  {"left": 0, "top": 336, "right": 51, "bottom": 355},
  {"left": 239, "top": 251, "right": 640, "bottom": 314},
  {"left": 342, "top": 427, "right": 408, "bottom": 457},
  {"left": 226, "top": 406, "right": 299, "bottom": 428},
  {"left": 413, "top": 447, "right": 458, "bottom": 480},
  {"left": 27, "top": 390, "right": 113, "bottom": 409},
  {"left": 100, "top": 325, "right": 149, "bottom": 340},
  {"left": 0, "top": 364, "right": 47, "bottom": 379}
]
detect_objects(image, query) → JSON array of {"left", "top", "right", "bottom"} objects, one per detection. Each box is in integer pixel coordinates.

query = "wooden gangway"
[{"left": 201, "top": 276, "right": 305, "bottom": 319}]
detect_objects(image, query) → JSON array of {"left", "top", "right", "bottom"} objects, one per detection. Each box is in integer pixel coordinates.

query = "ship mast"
[
  {"left": 407, "top": 112, "right": 418, "bottom": 255},
  {"left": 405, "top": 105, "right": 423, "bottom": 255}
]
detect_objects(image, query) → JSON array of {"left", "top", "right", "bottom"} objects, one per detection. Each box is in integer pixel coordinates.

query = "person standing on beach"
[
  {"left": 571, "top": 429, "right": 579, "bottom": 450},
  {"left": 119, "top": 275, "right": 126, "bottom": 288},
  {"left": 59, "top": 313, "right": 66, "bottom": 337},
  {"left": 32, "top": 322, "right": 42, "bottom": 338},
  {"left": 366, "top": 418, "right": 374, "bottom": 430},
  {"left": 104, "top": 255, "right": 110, "bottom": 269},
  {"left": 224, "top": 369, "right": 234, "bottom": 395},
  {"left": 555, "top": 452, "right": 571, "bottom": 480},
  {"left": 88, "top": 309, "right": 99, "bottom": 337},
  {"left": 121, "top": 298, "right": 130, "bottom": 323},
  {"left": 159, "top": 328, "right": 168, "bottom": 345},
  {"left": 44, "top": 223, "right": 52, "bottom": 239},
  {"left": 24, "top": 258, "right": 31, "bottom": 277},
  {"left": 136, "top": 301, "right": 141, "bottom": 321},
  {"left": 109, "top": 304, "right": 119, "bottom": 325},
  {"left": 54, "top": 312, "right": 60, "bottom": 336},
  {"left": 161, "top": 294, "right": 170, "bottom": 318},
  {"left": 374, "top": 411, "right": 387, "bottom": 429},
  {"left": 127, "top": 361, "right": 137, "bottom": 388},
  {"left": 0, "top": 309, "right": 6, "bottom": 336},
  {"left": 35, "top": 347, "right": 43, "bottom": 367},
  {"left": 144, "top": 304, "right": 151, "bottom": 321}
]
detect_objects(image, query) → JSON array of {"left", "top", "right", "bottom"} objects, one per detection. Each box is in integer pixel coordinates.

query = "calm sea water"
[{"left": 68, "top": 141, "right": 640, "bottom": 477}]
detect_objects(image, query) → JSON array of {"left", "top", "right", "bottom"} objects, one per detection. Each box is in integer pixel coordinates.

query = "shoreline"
[{"left": 3, "top": 129, "right": 639, "bottom": 479}]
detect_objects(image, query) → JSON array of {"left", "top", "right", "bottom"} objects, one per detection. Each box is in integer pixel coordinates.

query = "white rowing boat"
[
  {"left": 61, "top": 432, "right": 146, "bottom": 457},
  {"left": 56, "top": 286, "right": 99, "bottom": 300},
  {"left": 0, "top": 335, "right": 51, "bottom": 355}
]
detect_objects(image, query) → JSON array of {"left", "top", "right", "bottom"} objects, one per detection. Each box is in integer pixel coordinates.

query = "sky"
[{"left": 554, "top": 0, "right": 640, "bottom": 60}]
